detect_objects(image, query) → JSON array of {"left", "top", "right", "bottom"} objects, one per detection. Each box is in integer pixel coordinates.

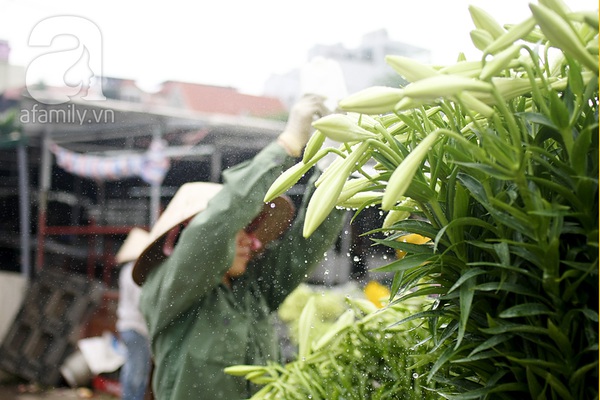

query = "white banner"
[{"left": 50, "top": 138, "right": 170, "bottom": 185}]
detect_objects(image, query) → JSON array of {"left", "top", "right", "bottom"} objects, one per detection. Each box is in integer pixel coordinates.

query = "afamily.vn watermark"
[
  {"left": 25, "top": 15, "right": 107, "bottom": 106},
  {"left": 20, "top": 103, "right": 115, "bottom": 125}
]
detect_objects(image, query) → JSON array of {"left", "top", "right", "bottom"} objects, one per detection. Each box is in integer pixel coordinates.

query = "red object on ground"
[{"left": 92, "top": 376, "right": 121, "bottom": 398}]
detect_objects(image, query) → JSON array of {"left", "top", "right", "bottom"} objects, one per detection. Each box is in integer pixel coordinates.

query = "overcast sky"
[{"left": 0, "top": 0, "right": 596, "bottom": 95}]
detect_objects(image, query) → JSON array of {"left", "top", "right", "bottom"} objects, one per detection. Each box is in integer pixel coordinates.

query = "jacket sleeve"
[
  {"left": 251, "top": 168, "right": 346, "bottom": 311},
  {"left": 141, "top": 142, "right": 297, "bottom": 333}
]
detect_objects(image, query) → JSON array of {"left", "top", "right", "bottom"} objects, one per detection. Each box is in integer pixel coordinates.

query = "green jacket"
[{"left": 140, "top": 142, "right": 345, "bottom": 399}]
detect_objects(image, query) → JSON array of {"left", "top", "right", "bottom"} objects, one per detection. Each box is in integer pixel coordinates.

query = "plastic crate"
[{"left": 0, "top": 268, "right": 104, "bottom": 386}]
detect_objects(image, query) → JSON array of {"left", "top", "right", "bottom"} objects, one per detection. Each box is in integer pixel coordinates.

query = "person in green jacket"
[{"left": 132, "top": 95, "right": 346, "bottom": 399}]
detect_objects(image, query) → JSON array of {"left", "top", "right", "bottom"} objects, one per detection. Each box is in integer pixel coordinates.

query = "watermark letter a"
[{"left": 26, "top": 16, "right": 107, "bottom": 105}]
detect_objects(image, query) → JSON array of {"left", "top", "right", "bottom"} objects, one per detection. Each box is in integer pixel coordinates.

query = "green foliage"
[
  {"left": 277, "top": 283, "right": 358, "bottom": 345},
  {"left": 227, "top": 295, "right": 437, "bottom": 399},
  {"left": 0, "top": 110, "right": 25, "bottom": 149},
  {"left": 266, "top": 1, "right": 598, "bottom": 398}
]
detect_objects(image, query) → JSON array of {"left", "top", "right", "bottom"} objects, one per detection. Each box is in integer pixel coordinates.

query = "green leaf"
[
  {"left": 579, "top": 307, "right": 599, "bottom": 322},
  {"left": 396, "top": 268, "right": 436, "bottom": 295},
  {"left": 526, "top": 366, "right": 544, "bottom": 399},
  {"left": 505, "top": 356, "right": 567, "bottom": 373},
  {"left": 456, "top": 276, "right": 475, "bottom": 348},
  {"left": 479, "top": 321, "right": 548, "bottom": 336},
  {"left": 498, "top": 303, "right": 553, "bottom": 318},
  {"left": 569, "top": 360, "right": 599, "bottom": 387},
  {"left": 474, "top": 282, "right": 544, "bottom": 299},
  {"left": 441, "top": 382, "right": 528, "bottom": 399},
  {"left": 389, "top": 309, "right": 446, "bottom": 332},
  {"left": 389, "top": 268, "right": 404, "bottom": 299},
  {"left": 530, "top": 365, "right": 575, "bottom": 400},
  {"left": 436, "top": 218, "right": 500, "bottom": 249},
  {"left": 456, "top": 173, "right": 488, "bottom": 205},
  {"left": 394, "top": 286, "right": 447, "bottom": 302},
  {"left": 396, "top": 112, "right": 426, "bottom": 135},
  {"left": 371, "top": 149, "right": 399, "bottom": 171},
  {"left": 453, "top": 161, "right": 516, "bottom": 180},
  {"left": 548, "top": 89, "right": 570, "bottom": 130},
  {"left": 566, "top": 58, "right": 583, "bottom": 104},
  {"left": 477, "top": 129, "right": 520, "bottom": 170},
  {"left": 405, "top": 178, "right": 438, "bottom": 203},
  {"left": 426, "top": 346, "right": 459, "bottom": 384},
  {"left": 500, "top": 242, "right": 547, "bottom": 271},
  {"left": 488, "top": 198, "right": 538, "bottom": 238},
  {"left": 516, "top": 111, "right": 558, "bottom": 130},
  {"left": 527, "top": 176, "right": 581, "bottom": 209},
  {"left": 571, "top": 125, "right": 592, "bottom": 175},
  {"left": 372, "top": 253, "right": 434, "bottom": 273},
  {"left": 378, "top": 219, "right": 445, "bottom": 246},
  {"left": 371, "top": 237, "right": 434, "bottom": 254},
  {"left": 451, "top": 350, "right": 501, "bottom": 365},
  {"left": 547, "top": 319, "right": 572, "bottom": 356},
  {"left": 469, "top": 333, "right": 514, "bottom": 356},
  {"left": 575, "top": 176, "right": 599, "bottom": 215},
  {"left": 448, "top": 268, "right": 487, "bottom": 294},
  {"left": 297, "top": 296, "right": 317, "bottom": 360},
  {"left": 493, "top": 241, "right": 511, "bottom": 266}
]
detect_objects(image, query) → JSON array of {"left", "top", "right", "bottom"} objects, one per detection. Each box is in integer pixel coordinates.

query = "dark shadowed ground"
[{"left": 0, "top": 382, "right": 117, "bottom": 399}]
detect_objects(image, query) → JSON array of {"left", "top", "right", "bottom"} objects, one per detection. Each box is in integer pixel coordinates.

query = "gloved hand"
[{"left": 278, "top": 94, "right": 329, "bottom": 157}]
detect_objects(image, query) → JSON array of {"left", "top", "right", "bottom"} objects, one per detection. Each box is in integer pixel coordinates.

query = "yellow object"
[
  {"left": 395, "top": 233, "right": 431, "bottom": 259},
  {"left": 364, "top": 280, "right": 391, "bottom": 308}
]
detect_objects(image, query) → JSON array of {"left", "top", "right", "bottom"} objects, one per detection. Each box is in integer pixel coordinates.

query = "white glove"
[{"left": 278, "top": 94, "right": 329, "bottom": 157}]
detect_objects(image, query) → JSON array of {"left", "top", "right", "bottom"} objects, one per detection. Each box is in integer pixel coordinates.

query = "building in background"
[
  {"left": 0, "top": 31, "right": 401, "bottom": 390},
  {"left": 263, "top": 29, "right": 431, "bottom": 108},
  {"left": 101, "top": 78, "right": 287, "bottom": 119},
  {"left": 0, "top": 40, "right": 25, "bottom": 111},
  {"left": 0, "top": 38, "right": 290, "bottom": 285},
  {"left": 0, "top": 30, "right": 400, "bottom": 297}
]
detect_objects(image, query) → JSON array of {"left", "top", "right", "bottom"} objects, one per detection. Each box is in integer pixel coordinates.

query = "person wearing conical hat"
[
  {"left": 115, "top": 227, "right": 152, "bottom": 400},
  {"left": 134, "top": 95, "right": 346, "bottom": 399}
]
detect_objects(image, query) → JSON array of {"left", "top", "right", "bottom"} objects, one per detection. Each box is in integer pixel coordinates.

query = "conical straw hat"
[
  {"left": 132, "top": 182, "right": 294, "bottom": 285},
  {"left": 115, "top": 227, "right": 150, "bottom": 264}
]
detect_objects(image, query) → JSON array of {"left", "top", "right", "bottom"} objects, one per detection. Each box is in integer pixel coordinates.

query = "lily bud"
[
  {"left": 469, "top": 5, "right": 506, "bottom": 39},
  {"left": 346, "top": 112, "right": 379, "bottom": 132},
  {"left": 438, "top": 60, "right": 484, "bottom": 78},
  {"left": 264, "top": 160, "right": 313, "bottom": 202},
  {"left": 224, "top": 365, "right": 268, "bottom": 377},
  {"left": 339, "top": 86, "right": 404, "bottom": 115},
  {"left": 580, "top": 11, "right": 599, "bottom": 30},
  {"left": 385, "top": 55, "right": 438, "bottom": 82},
  {"left": 457, "top": 92, "right": 496, "bottom": 118},
  {"left": 382, "top": 207, "right": 411, "bottom": 229},
  {"left": 337, "top": 191, "right": 382, "bottom": 209},
  {"left": 313, "top": 309, "right": 355, "bottom": 351},
  {"left": 530, "top": 3, "right": 598, "bottom": 74},
  {"left": 539, "top": 0, "right": 571, "bottom": 18},
  {"left": 469, "top": 77, "right": 538, "bottom": 104},
  {"left": 297, "top": 296, "right": 316, "bottom": 359},
  {"left": 402, "top": 74, "right": 492, "bottom": 100},
  {"left": 312, "top": 114, "right": 376, "bottom": 143},
  {"left": 244, "top": 371, "right": 273, "bottom": 385},
  {"left": 348, "top": 297, "right": 379, "bottom": 314},
  {"left": 382, "top": 130, "right": 441, "bottom": 210},
  {"left": 302, "top": 130, "right": 326, "bottom": 164},
  {"left": 470, "top": 29, "right": 495, "bottom": 52},
  {"left": 304, "top": 141, "right": 370, "bottom": 237},
  {"left": 480, "top": 44, "right": 522, "bottom": 81},
  {"left": 315, "top": 151, "right": 346, "bottom": 187},
  {"left": 483, "top": 16, "right": 536, "bottom": 55},
  {"left": 337, "top": 174, "right": 381, "bottom": 204},
  {"left": 394, "top": 97, "right": 429, "bottom": 113}
]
